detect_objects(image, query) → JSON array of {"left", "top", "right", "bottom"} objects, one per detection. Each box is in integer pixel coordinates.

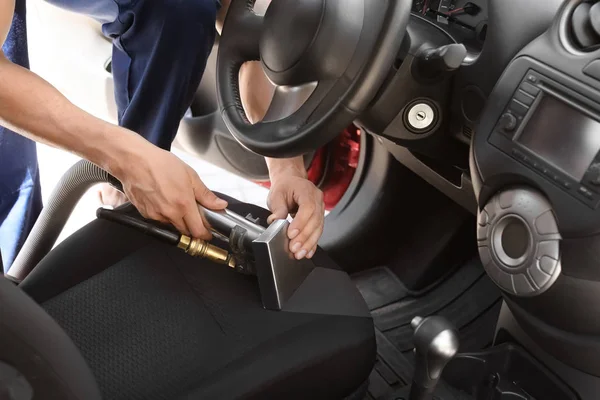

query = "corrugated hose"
[{"left": 8, "top": 160, "right": 121, "bottom": 280}]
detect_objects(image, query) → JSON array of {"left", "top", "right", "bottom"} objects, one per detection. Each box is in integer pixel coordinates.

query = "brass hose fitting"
[{"left": 178, "top": 235, "right": 236, "bottom": 268}]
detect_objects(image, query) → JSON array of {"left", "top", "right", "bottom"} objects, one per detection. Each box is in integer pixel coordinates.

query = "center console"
[
  {"left": 491, "top": 70, "right": 600, "bottom": 208},
  {"left": 474, "top": 55, "right": 600, "bottom": 235},
  {"left": 471, "top": 0, "right": 600, "bottom": 397}
]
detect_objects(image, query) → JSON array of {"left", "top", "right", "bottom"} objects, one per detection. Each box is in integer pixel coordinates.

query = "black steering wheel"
[{"left": 217, "top": 0, "right": 412, "bottom": 158}]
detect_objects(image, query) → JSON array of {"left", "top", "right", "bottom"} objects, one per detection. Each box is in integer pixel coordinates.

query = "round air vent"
[{"left": 570, "top": 1, "right": 600, "bottom": 51}]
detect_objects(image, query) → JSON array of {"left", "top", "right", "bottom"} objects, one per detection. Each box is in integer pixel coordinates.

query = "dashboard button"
[
  {"left": 513, "top": 274, "right": 535, "bottom": 295},
  {"left": 536, "top": 240, "right": 560, "bottom": 262},
  {"left": 583, "top": 60, "right": 600, "bottom": 82},
  {"left": 549, "top": 174, "right": 570, "bottom": 188},
  {"left": 498, "top": 191, "right": 516, "bottom": 209},
  {"left": 589, "top": 175, "right": 600, "bottom": 187},
  {"left": 514, "top": 90, "right": 535, "bottom": 106},
  {"left": 527, "top": 74, "right": 538, "bottom": 83},
  {"left": 511, "top": 149, "right": 525, "bottom": 161},
  {"left": 499, "top": 113, "right": 517, "bottom": 132},
  {"left": 578, "top": 186, "right": 594, "bottom": 200},
  {"left": 479, "top": 245, "right": 492, "bottom": 266},
  {"left": 509, "top": 99, "right": 529, "bottom": 116},
  {"left": 477, "top": 210, "right": 490, "bottom": 241},
  {"left": 539, "top": 256, "right": 558, "bottom": 275},
  {"left": 585, "top": 162, "right": 600, "bottom": 189},
  {"left": 529, "top": 262, "right": 551, "bottom": 288},
  {"left": 520, "top": 82, "right": 540, "bottom": 97},
  {"left": 478, "top": 209, "right": 489, "bottom": 227},
  {"left": 534, "top": 210, "right": 559, "bottom": 235},
  {"left": 477, "top": 224, "right": 488, "bottom": 241}
]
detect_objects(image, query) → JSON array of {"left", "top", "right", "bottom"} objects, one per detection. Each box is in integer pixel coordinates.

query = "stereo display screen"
[{"left": 517, "top": 94, "right": 600, "bottom": 181}]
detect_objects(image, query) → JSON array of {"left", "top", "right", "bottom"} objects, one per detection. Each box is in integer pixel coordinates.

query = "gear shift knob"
[{"left": 409, "top": 316, "right": 459, "bottom": 400}]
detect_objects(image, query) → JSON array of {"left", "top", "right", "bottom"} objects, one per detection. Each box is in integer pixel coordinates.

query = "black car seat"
[{"left": 0, "top": 198, "right": 375, "bottom": 400}]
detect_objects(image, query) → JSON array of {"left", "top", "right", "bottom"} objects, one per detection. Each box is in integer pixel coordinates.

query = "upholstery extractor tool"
[{"left": 96, "top": 202, "right": 315, "bottom": 311}]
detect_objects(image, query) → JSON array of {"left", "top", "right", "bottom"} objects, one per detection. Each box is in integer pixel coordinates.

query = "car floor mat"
[{"left": 352, "top": 258, "right": 502, "bottom": 399}]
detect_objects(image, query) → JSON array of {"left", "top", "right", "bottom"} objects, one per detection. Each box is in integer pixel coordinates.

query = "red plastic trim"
[{"left": 256, "top": 125, "right": 361, "bottom": 211}]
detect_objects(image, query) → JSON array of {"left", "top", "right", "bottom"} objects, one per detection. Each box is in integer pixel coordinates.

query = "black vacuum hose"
[
  {"left": 96, "top": 208, "right": 180, "bottom": 245},
  {"left": 9, "top": 160, "right": 120, "bottom": 280},
  {"left": 8, "top": 159, "right": 260, "bottom": 280}
]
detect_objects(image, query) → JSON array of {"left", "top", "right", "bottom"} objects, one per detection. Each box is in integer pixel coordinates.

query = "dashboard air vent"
[
  {"left": 462, "top": 125, "right": 473, "bottom": 139},
  {"left": 570, "top": 1, "right": 600, "bottom": 51}
]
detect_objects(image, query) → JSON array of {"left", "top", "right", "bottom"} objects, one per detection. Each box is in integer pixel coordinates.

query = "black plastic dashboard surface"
[
  {"left": 468, "top": 1, "right": 600, "bottom": 388},
  {"left": 361, "top": 0, "right": 564, "bottom": 218},
  {"left": 472, "top": 0, "right": 600, "bottom": 238}
]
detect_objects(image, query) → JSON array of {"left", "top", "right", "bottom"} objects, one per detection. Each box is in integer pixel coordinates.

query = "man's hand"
[
  {"left": 237, "top": 55, "right": 325, "bottom": 260},
  {"left": 266, "top": 163, "right": 324, "bottom": 260},
  {"left": 113, "top": 145, "right": 227, "bottom": 240}
]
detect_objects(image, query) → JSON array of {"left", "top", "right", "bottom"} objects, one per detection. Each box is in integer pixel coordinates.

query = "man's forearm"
[
  {"left": 216, "top": 0, "right": 304, "bottom": 185},
  {"left": 266, "top": 157, "right": 307, "bottom": 182},
  {"left": 0, "top": 54, "right": 149, "bottom": 178}
]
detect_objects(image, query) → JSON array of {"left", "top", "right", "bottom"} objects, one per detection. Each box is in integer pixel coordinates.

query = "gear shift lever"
[{"left": 409, "top": 316, "right": 459, "bottom": 400}]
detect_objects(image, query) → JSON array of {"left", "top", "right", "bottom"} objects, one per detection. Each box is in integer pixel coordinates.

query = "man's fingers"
[
  {"left": 182, "top": 204, "right": 212, "bottom": 240},
  {"left": 288, "top": 195, "right": 316, "bottom": 239},
  {"left": 290, "top": 218, "right": 323, "bottom": 259},
  {"left": 142, "top": 206, "right": 164, "bottom": 222},
  {"left": 289, "top": 208, "right": 322, "bottom": 258},
  {"left": 302, "top": 226, "right": 324, "bottom": 260},
  {"left": 152, "top": 207, "right": 188, "bottom": 235},
  {"left": 171, "top": 218, "right": 191, "bottom": 237},
  {"left": 267, "top": 212, "right": 287, "bottom": 225},
  {"left": 192, "top": 173, "right": 228, "bottom": 210},
  {"left": 267, "top": 193, "right": 289, "bottom": 224}
]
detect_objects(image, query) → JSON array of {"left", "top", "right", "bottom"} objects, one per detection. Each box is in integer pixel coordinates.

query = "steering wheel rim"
[{"left": 217, "top": 0, "right": 412, "bottom": 158}]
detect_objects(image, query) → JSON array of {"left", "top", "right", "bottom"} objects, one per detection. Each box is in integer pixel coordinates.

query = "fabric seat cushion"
[{"left": 19, "top": 200, "right": 375, "bottom": 399}]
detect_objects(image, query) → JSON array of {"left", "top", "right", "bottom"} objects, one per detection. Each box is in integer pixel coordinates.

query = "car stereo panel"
[{"left": 489, "top": 70, "right": 600, "bottom": 209}]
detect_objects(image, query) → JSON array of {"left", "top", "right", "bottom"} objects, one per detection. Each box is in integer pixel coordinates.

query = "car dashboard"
[
  {"left": 411, "top": 0, "right": 489, "bottom": 53},
  {"left": 357, "top": 0, "right": 564, "bottom": 214},
  {"left": 358, "top": 2, "right": 600, "bottom": 397}
]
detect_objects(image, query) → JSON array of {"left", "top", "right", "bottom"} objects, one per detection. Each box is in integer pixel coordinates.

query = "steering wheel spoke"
[
  {"left": 228, "top": 79, "right": 341, "bottom": 156},
  {"left": 262, "top": 82, "right": 319, "bottom": 123}
]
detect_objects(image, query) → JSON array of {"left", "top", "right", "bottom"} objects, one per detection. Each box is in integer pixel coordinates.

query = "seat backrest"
[{"left": 0, "top": 276, "right": 102, "bottom": 400}]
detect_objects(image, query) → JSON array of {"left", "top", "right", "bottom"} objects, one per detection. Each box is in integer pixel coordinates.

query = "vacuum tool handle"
[
  {"left": 106, "top": 171, "right": 265, "bottom": 249},
  {"left": 198, "top": 205, "right": 265, "bottom": 250},
  {"left": 96, "top": 207, "right": 238, "bottom": 269}
]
